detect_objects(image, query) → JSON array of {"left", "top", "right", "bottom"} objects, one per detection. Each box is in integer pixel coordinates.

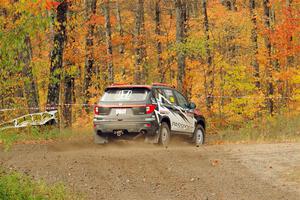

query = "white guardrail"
[{"left": 0, "top": 110, "right": 58, "bottom": 131}]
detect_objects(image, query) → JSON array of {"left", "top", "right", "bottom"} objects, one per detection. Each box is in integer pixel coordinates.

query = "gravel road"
[{"left": 0, "top": 139, "right": 299, "bottom": 200}]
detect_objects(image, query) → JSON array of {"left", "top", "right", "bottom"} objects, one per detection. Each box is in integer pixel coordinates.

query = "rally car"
[{"left": 93, "top": 83, "right": 206, "bottom": 147}]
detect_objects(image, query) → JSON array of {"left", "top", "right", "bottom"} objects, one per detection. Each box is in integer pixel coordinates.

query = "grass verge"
[
  {"left": 210, "top": 113, "right": 300, "bottom": 144},
  {"left": 0, "top": 126, "right": 92, "bottom": 151},
  {"left": 0, "top": 168, "right": 81, "bottom": 200}
]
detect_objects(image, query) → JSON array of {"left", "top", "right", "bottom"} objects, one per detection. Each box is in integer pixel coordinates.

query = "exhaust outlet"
[{"left": 114, "top": 130, "right": 124, "bottom": 136}]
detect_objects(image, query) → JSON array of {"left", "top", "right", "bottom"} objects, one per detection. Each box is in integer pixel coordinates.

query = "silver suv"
[{"left": 93, "top": 83, "right": 206, "bottom": 147}]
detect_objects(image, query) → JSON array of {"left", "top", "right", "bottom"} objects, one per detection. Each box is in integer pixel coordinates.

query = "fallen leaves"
[{"left": 210, "top": 159, "right": 221, "bottom": 167}]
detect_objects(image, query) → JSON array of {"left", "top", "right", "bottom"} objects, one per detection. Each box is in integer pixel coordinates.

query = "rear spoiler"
[{"left": 105, "top": 85, "right": 152, "bottom": 90}]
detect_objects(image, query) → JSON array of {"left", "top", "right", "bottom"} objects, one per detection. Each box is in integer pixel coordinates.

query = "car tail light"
[
  {"left": 94, "top": 106, "right": 100, "bottom": 115},
  {"left": 94, "top": 105, "right": 110, "bottom": 115},
  {"left": 146, "top": 104, "right": 156, "bottom": 114},
  {"left": 145, "top": 123, "right": 151, "bottom": 127}
]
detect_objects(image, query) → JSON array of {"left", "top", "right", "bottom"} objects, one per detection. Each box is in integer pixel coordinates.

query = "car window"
[
  {"left": 101, "top": 88, "right": 149, "bottom": 102},
  {"left": 162, "top": 89, "right": 176, "bottom": 104},
  {"left": 154, "top": 88, "right": 167, "bottom": 104},
  {"left": 174, "top": 90, "right": 189, "bottom": 109},
  {"left": 154, "top": 88, "right": 163, "bottom": 99}
]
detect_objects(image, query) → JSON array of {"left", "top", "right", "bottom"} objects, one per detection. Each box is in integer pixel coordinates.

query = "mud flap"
[
  {"left": 144, "top": 130, "right": 160, "bottom": 144},
  {"left": 94, "top": 134, "right": 108, "bottom": 144}
]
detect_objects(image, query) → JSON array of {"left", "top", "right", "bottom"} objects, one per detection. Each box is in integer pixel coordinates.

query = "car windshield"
[{"left": 101, "top": 88, "right": 149, "bottom": 102}]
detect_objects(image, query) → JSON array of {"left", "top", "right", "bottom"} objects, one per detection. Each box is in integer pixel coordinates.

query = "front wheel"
[
  {"left": 159, "top": 122, "right": 171, "bottom": 147},
  {"left": 193, "top": 124, "right": 205, "bottom": 147}
]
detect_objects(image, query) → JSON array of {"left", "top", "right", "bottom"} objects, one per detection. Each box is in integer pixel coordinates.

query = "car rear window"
[{"left": 101, "top": 88, "right": 149, "bottom": 102}]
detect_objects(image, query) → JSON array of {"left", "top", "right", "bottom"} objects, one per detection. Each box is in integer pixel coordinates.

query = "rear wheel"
[
  {"left": 193, "top": 124, "right": 205, "bottom": 147},
  {"left": 159, "top": 122, "right": 171, "bottom": 147},
  {"left": 94, "top": 132, "right": 108, "bottom": 144}
]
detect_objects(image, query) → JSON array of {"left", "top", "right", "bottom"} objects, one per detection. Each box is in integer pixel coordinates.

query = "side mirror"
[{"left": 189, "top": 102, "right": 196, "bottom": 109}]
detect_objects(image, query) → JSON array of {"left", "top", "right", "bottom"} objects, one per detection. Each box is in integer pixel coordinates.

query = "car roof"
[
  {"left": 106, "top": 83, "right": 175, "bottom": 90},
  {"left": 106, "top": 84, "right": 152, "bottom": 90}
]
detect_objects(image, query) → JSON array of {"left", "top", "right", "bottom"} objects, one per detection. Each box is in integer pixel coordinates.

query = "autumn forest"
[{"left": 1, "top": 0, "right": 300, "bottom": 128}]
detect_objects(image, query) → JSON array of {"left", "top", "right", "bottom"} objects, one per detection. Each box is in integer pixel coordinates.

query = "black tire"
[
  {"left": 94, "top": 132, "right": 108, "bottom": 144},
  {"left": 193, "top": 124, "right": 205, "bottom": 147},
  {"left": 159, "top": 122, "right": 171, "bottom": 147}
]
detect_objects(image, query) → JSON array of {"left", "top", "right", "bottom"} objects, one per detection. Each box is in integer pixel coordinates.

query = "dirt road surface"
[{"left": 0, "top": 138, "right": 299, "bottom": 200}]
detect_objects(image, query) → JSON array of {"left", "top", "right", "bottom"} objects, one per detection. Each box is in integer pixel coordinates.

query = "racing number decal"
[{"left": 117, "top": 90, "right": 132, "bottom": 100}]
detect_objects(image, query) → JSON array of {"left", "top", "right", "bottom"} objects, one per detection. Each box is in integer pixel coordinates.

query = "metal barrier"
[{"left": 0, "top": 110, "right": 58, "bottom": 131}]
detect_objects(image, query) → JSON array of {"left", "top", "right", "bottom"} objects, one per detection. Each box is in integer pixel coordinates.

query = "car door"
[
  {"left": 173, "top": 90, "right": 195, "bottom": 133},
  {"left": 158, "top": 88, "right": 191, "bottom": 133},
  {"left": 153, "top": 88, "right": 181, "bottom": 132}
]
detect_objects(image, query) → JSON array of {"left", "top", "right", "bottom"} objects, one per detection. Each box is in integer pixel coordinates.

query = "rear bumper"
[{"left": 93, "top": 119, "right": 159, "bottom": 136}]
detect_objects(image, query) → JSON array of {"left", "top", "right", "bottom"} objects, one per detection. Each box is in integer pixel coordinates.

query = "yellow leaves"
[
  {"left": 0, "top": 0, "right": 10, "bottom": 7},
  {"left": 273, "top": 69, "right": 295, "bottom": 81},
  {"left": 153, "top": 35, "right": 171, "bottom": 44},
  {"left": 88, "top": 86, "right": 101, "bottom": 104},
  {"left": 290, "top": 68, "right": 300, "bottom": 101},
  {"left": 88, "top": 15, "right": 105, "bottom": 25},
  {"left": 223, "top": 94, "right": 264, "bottom": 122},
  {"left": 290, "top": 68, "right": 300, "bottom": 84},
  {"left": 2, "top": 0, "right": 300, "bottom": 131},
  {"left": 72, "top": 108, "right": 93, "bottom": 129}
]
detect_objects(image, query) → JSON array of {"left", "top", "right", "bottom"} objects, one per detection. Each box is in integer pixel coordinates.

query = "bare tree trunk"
[
  {"left": 221, "top": 0, "right": 237, "bottom": 11},
  {"left": 270, "top": 5, "right": 280, "bottom": 72},
  {"left": 283, "top": 0, "right": 293, "bottom": 105},
  {"left": 249, "top": 0, "right": 260, "bottom": 89},
  {"left": 263, "top": 0, "right": 274, "bottom": 115},
  {"left": 218, "top": 65, "right": 225, "bottom": 125},
  {"left": 63, "top": 75, "right": 74, "bottom": 127},
  {"left": 286, "top": 0, "right": 293, "bottom": 67},
  {"left": 269, "top": 3, "right": 283, "bottom": 111},
  {"left": 116, "top": 0, "right": 126, "bottom": 79},
  {"left": 11, "top": 0, "right": 39, "bottom": 113},
  {"left": 134, "top": 0, "right": 146, "bottom": 84},
  {"left": 103, "top": 0, "right": 114, "bottom": 84},
  {"left": 47, "top": 1, "right": 68, "bottom": 110},
  {"left": 62, "top": 1, "right": 78, "bottom": 127},
  {"left": 175, "top": 0, "right": 187, "bottom": 94},
  {"left": 189, "top": 0, "right": 200, "bottom": 17},
  {"left": 202, "top": 0, "right": 214, "bottom": 113},
  {"left": 20, "top": 35, "right": 40, "bottom": 113},
  {"left": 166, "top": 7, "right": 175, "bottom": 83},
  {"left": 155, "top": 0, "right": 164, "bottom": 82},
  {"left": 83, "top": 0, "right": 96, "bottom": 104}
]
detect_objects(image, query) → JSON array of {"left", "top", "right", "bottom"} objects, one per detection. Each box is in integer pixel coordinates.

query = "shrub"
[{"left": 0, "top": 169, "right": 77, "bottom": 200}]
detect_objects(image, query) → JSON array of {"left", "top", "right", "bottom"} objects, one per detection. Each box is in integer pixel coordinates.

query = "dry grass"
[{"left": 210, "top": 113, "right": 300, "bottom": 144}]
